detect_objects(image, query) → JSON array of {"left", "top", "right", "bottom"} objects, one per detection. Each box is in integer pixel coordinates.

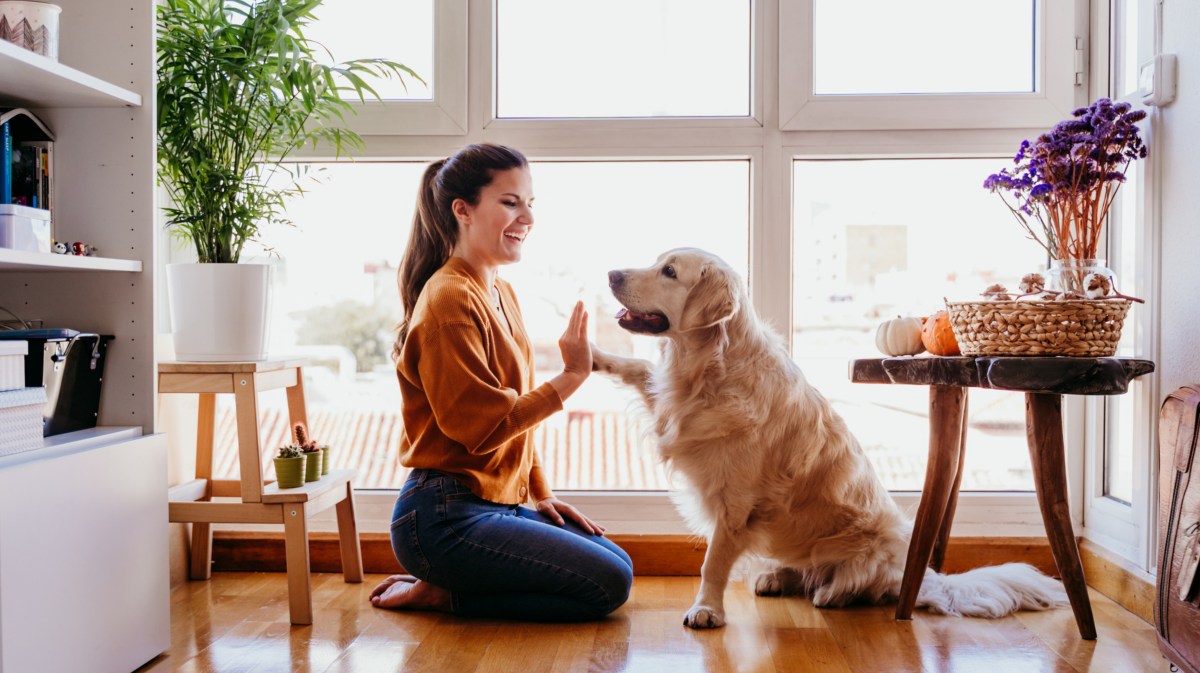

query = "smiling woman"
[{"left": 366, "top": 143, "right": 635, "bottom": 621}]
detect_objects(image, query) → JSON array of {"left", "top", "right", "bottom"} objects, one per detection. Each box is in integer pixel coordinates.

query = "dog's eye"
[{"left": 662, "top": 265, "right": 676, "bottom": 279}]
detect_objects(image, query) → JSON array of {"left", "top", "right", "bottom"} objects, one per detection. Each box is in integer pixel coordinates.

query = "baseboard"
[
  {"left": 209, "top": 531, "right": 711, "bottom": 576},
  {"left": 1078, "top": 539, "right": 1155, "bottom": 624},
  {"left": 199, "top": 532, "right": 1153, "bottom": 622},
  {"left": 209, "top": 532, "right": 1059, "bottom": 577}
]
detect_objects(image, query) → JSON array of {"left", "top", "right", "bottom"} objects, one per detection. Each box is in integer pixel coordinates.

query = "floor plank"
[{"left": 142, "top": 573, "right": 1170, "bottom": 673}]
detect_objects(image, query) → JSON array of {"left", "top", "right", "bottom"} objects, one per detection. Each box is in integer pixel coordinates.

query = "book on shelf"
[
  {"left": 11, "top": 140, "right": 52, "bottom": 210},
  {"left": 1, "top": 120, "right": 9, "bottom": 204},
  {"left": 0, "top": 108, "right": 54, "bottom": 211}
]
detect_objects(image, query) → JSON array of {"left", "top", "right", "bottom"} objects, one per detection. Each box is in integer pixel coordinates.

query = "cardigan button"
[{"left": 519, "top": 485, "right": 528, "bottom": 499}]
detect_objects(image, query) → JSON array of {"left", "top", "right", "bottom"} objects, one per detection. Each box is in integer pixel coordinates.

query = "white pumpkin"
[{"left": 875, "top": 316, "right": 925, "bottom": 356}]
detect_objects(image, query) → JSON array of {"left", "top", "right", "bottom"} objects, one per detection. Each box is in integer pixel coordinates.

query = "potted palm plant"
[{"left": 156, "top": 0, "right": 421, "bottom": 361}]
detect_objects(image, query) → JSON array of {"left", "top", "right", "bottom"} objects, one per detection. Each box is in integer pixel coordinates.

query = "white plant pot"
[{"left": 167, "top": 263, "right": 271, "bottom": 362}]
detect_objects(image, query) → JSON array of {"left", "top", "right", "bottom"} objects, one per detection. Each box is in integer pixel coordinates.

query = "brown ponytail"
[{"left": 393, "top": 144, "right": 529, "bottom": 360}]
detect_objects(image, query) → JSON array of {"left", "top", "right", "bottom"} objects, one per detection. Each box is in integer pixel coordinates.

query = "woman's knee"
[{"left": 588, "top": 556, "right": 633, "bottom": 617}]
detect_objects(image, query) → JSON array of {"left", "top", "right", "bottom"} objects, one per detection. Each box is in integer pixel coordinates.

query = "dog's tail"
[{"left": 914, "top": 563, "right": 1069, "bottom": 618}]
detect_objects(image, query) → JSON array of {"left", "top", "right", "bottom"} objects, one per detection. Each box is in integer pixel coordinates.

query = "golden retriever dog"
[{"left": 592, "top": 247, "right": 1067, "bottom": 629}]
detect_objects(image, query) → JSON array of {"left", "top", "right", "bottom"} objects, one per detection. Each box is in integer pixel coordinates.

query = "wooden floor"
[{"left": 140, "top": 572, "right": 1170, "bottom": 673}]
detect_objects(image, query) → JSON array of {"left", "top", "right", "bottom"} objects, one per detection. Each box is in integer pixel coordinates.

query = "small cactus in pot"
[{"left": 274, "top": 444, "right": 306, "bottom": 489}]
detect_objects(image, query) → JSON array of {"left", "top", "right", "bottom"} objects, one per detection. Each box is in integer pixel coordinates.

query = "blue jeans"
[{"left": 389, "top": 469, "right": 633, "bottom": 621}]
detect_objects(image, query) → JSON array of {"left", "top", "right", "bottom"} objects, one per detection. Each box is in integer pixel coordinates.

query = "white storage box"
[
  {"left": 0, "top": 386, "right": 46, "bottom": 456},
  {"left": 0, "top": 340, "right": 26, "bottom": 391},
  {"left": 0, "top": 204, "right": 51, "bottom": 253},
  {"left": 0, "top": 1, "right": 61, "bottom": 60}
]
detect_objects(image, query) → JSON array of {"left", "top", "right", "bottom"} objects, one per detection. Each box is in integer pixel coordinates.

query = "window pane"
[
  {"left": 215, "top": 162, "right": 422, "bottom": 490},
  {"left": 813, "top": 0, "right": 1035, "bottom": 95},
  {"left": 496, "top": 0, "right": 751, "bottom": 118},
  {"left": 511, "top": 161, "right": 750, "bottom": 489},
  {"left": 1104, "top": 159, "right": 1142, "bottom": 503},
  {"left": 306, "top": 0, "right": 434, "bottom": 100},
  {"left": 794, "top": 159, "right": 1043, "bottom": 491},
  {"left": 213, "top": 160, "right": 748, "bottom": 492},
  {"left": 1115, "top": 0, "right": 1141, "bottom": 99}
]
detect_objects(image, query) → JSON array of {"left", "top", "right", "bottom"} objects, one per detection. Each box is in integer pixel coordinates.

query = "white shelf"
[
  {"left": 0, "top": 40, "right": 141, "bottom": 108},
  {"left": 0, "top": 247, "right": 141, "bottom": 271},
  {"left": 0, "top": 426, "right": 143, "bottom": 468}
]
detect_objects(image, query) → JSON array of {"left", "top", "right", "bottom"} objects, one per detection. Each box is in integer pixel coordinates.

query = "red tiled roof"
[{"left": 212, "top": 406, "right": 671, "bottom": 490}]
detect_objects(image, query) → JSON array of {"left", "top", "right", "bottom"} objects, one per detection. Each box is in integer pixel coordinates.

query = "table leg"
[
  {"left": 1025, "top": 393, "right": 1096, "bottom": 640},
  {"left": 930, "top": 392, "right": 968, "bottom": 572},
  {"left": 897, "top": 384, "right": 966, "bottom": 620}
]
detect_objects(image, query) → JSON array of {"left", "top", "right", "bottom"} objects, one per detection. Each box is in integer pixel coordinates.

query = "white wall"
[{"left": 1158, "top": 2, "right": 1200, "bottom": 396}]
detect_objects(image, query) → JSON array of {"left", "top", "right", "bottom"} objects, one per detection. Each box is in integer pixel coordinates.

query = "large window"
[{"left": 168, "top": 0, "right": 1130, "bottom": 542}]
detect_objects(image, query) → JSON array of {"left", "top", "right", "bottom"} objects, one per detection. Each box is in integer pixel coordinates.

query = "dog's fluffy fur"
[{"left": 594, "top": 247, "right": 1067, "bottom": 629}]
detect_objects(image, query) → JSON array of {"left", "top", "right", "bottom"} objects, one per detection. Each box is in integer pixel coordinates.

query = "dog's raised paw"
[{"left": 682, "top": 606, "right": 725, "bottom": 629}]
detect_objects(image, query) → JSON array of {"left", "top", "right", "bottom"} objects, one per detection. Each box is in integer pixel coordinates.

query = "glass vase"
[{"left": 1046, "top": 258, "right": 1116, "bottom": 298}]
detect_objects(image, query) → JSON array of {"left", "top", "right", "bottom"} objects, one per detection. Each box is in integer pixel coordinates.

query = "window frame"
[
  {"left": 481, "top": 0, "right": 765, "bottom": 130},
  {"left": 778, "top": 0, "right": 1084, "bottom": 131},
  {"left": 1081, "top": 0, "right": 1163, "bottom": 572},
  {"left": 337, "top": 0, "right": 469, "bottom": 136}
]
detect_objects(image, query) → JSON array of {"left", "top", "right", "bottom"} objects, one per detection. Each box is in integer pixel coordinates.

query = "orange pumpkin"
[{"left": 921, "top": 310, "right": 961, "bottom": 356}]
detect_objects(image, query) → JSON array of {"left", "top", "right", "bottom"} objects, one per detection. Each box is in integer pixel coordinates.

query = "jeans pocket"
[{"left": 389, "top": 509, "right": 430, "bottom": 579}]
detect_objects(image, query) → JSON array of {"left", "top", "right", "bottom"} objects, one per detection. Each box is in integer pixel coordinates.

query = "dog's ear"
[{"left": 680, "top": 264, "right": 739, "bottom": 332}]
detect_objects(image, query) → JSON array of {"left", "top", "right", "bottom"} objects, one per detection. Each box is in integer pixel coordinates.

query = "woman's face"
[{"left": 452, "top": 166, "right": 535, "bottom": 271}]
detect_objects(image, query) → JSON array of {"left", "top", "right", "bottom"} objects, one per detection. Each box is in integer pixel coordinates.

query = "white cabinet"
[
  {"left": 0, "top": 432, "right": 168, "bottom": 673},
  {"left": 0, "top": 1, "right": 167, "bottom": 671}
]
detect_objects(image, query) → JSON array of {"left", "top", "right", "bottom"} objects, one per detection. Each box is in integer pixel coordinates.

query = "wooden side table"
[
  {"left": 850, "top": 356, "right": 1154, "bottom": 640},
  {"left": 159, "top": 359, "right": 364, "bottom": 625}
]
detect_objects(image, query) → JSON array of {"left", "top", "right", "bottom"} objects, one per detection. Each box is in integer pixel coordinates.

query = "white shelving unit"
[
  {"left": 0, "top": 1, "right": 156, "bottom": 439},
  {"left": 0, "top": 247, "right": 142, "bottom": 271},
  {"left": 0, "top": 40, "right": 141, "bottom": 107},
  {"left": 0, "top": 2, "right": 167, "bottom": 672}
]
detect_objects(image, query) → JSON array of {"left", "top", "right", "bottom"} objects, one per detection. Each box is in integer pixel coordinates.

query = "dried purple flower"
[{"left": 984, "top": 97, "right": 1148, "bottom": 261}]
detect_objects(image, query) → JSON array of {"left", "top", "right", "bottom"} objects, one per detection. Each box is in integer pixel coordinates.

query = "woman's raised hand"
[
  {"left": 549, "top": 301, "right": 591, "bottom": 400},
  {"left": 559, "top": 300, "right": 591, "bottom": 376}
]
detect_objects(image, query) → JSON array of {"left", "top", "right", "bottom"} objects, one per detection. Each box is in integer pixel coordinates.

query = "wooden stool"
[
  {"left": 850, "top": 356, "right": 1155, "bottom": 640},
  {"left": 159, "top": 359, "right": 364, "bottom": 625}
]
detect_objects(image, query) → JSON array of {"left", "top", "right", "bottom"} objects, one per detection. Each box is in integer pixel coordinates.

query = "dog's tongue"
[{"left": 615, "top": 308, "right": 669, "bottom": 333}]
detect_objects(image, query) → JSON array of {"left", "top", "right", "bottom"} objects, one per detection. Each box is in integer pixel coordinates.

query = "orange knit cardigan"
[{"left": 396, "top": 256, "right": 561, "bottom": 504}]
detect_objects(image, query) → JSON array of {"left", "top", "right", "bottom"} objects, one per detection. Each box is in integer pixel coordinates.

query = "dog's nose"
[{"left": 608, "top": 270, "right": 624, "bottom": 289}]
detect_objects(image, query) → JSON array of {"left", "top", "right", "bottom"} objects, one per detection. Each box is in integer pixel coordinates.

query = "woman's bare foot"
[
  {"left": 369, "top": 574, "right": 418, "bottom": 600},
  {"left": 369, "top": 575, "right": 451, "bottom": 611}
]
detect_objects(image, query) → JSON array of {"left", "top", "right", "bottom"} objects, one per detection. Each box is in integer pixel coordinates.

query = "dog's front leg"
[
  {"left": 684, "top": 523, "right": 746, "bottom": 629},
  {"left": 592, "top": 347, "right": 656, "bottom": 411}
]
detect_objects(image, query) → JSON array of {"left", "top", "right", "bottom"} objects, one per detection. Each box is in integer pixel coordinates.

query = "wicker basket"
[{"left": 946, "top": 298, "right": 1131, "bottom": 357}]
